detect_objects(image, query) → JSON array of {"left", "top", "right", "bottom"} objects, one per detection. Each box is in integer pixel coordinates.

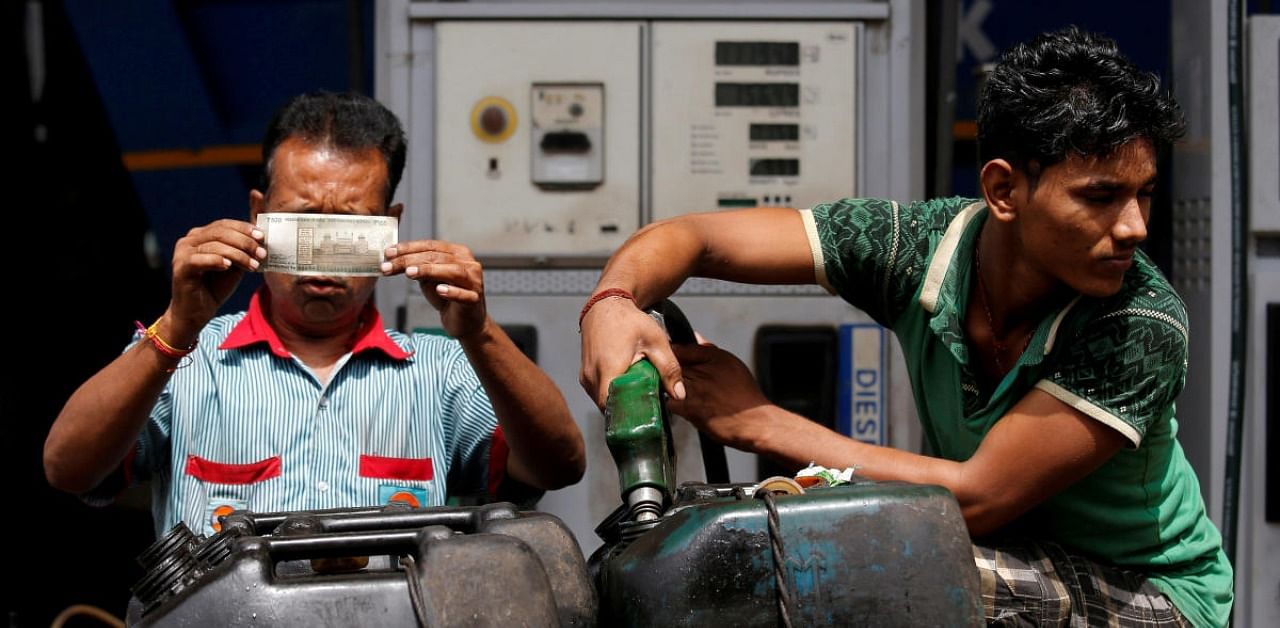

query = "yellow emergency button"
[{"left": 470, "top": 96, "right": 517, "bottom": 143}]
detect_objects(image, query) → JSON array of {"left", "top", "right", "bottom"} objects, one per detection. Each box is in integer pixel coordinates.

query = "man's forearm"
[
  {"left": 459, "top": 319, "right": 585, "bottom": 490},
  {"left": 732, "top": 400, "right": 1124, "bottom": 537},
  {"left": 728, "top": 404, "right": 1031, "bottom": 530},
  {"left": 592, "top": 219, "right": 706, "bottom": 306},
  {"left": 592, "top": 209, "right": 817, "bottom": 302},
  {"left": 44, "top": 340, "right": 177, "bottom": 493},
  {"left": 733, "top": 404, "right": 955, "bottom": 484}
]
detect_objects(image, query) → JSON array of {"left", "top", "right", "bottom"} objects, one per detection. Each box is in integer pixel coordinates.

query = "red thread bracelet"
[
  {"left": 136, "top": 319, "right": 197, "bottom": 371},
  {"left": 578, "top": 288, "right": 637, "bottom": 329}
]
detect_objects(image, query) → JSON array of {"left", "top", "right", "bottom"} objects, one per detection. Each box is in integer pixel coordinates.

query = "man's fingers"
[
  {"left": 380, "top": 251, "right": 457, "bottom": 273},
  {"left": 672, "top": 343, "right": 708, "bottom": 364},
  {"left": 182, "top": 253, "right": 238, "bottom": 273},
  {"left": 646, "top": 348, "right": 686, "bottom": 401},
  {"left": 402, "top": 262, "right": 480, "bottom": 288},
  {"left": 381, "top": 255, "right": 484, "bottom": 293},
  {"left": 194, "top": 241, "right": 260, "bottom": 271},
  {"left": 432, "top": 283, "right": 480, "bottom": 303},
  {"left": 179, "top": 224, "right": 266, "bottom": 262},
  {"left": 384, "top": 240, "right": 473, "bottom": 260},
  {"left": 421, "top": 285, "right": 446, "bottom": 311},
  {"left": 188, "top": 220, "right": 263, "bottom": 245},
  {"left": 209, "top": 218, "right": 262, "bottom": 237},
  {"left": 589, "top": 358, "right": 639, "bottom": 408}
]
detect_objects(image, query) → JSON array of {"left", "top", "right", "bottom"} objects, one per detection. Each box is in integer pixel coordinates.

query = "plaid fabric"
[{"left": 973, "top": 540, "right": 1193, "bottom": 627}]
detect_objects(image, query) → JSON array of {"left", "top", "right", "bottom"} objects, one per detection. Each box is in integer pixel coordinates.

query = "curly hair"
[
  {"left": 977, "top": 26, "right": 1185, "bottom": 178},
  {"left": 260, "top": 91, "right": 407, "bottom": 207}
]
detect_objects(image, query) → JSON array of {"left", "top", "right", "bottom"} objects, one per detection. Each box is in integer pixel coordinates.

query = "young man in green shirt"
[{"left": 579, "top": 27, "right": 1231, "bottom": 626}]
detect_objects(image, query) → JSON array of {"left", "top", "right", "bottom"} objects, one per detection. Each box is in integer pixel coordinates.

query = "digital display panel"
[
  {"left": 715, "top": 41, "right": 800, "bottom": 66},
  {"left": 750, "top": 124, "right": 800, "bottom": 142},
  {"left": 749, "top": 158, "right": 800, "bottom": 177},
  {"left": 715, "top": 83, "right": 800, "bottom": 108}
]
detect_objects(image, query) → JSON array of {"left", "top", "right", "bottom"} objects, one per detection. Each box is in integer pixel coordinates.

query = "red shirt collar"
[{"left": 219, "top": 288, "right": 413, "bottom": 361}]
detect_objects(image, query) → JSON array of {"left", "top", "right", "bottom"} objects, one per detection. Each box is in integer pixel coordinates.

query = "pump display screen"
[
  {"left": 715, "top": 83, "right": 800, "bottom": 108},
  {"left": 715, "top": 41, "right": 800, "bottom": 66},
  {"left": 749, "top": 158, "right": 800, "bottom": 177},
  {"left": 750, "top": 124, "right": 800, "bottom": 142}
]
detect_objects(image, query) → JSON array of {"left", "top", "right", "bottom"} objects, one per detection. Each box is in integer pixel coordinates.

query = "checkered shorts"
[{"left": 973, "top": 539, "right": 1192, "bottom": 627}]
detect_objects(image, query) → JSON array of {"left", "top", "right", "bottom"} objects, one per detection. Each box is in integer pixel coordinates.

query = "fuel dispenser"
[{"left": 376, "top": 0, "right": 926, "bottom": 552}]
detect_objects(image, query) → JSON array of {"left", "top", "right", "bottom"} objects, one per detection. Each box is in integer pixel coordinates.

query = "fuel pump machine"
[{"left": 375, "top": 0, "right": 927, "bottom": 552}]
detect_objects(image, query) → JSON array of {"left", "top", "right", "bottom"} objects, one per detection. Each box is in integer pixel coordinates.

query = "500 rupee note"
[{"left": 256, "top": 213, "right": 399, "bottom": 276}]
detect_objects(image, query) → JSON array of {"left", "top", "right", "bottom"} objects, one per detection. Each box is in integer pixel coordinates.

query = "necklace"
[{"left": 974, "top": 238, "right": 1018, "bottom": 374}]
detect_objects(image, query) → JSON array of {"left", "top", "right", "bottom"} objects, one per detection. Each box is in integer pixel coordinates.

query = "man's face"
[
  {"left": 250, "top": 137, "right": 399, "bottom": 333},
  {"left": 1015, "top": 138, "right": 1156, "bottom": 298}
]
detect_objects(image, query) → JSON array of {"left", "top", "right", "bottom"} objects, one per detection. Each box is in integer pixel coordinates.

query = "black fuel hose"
[{"left": 652, "top": 300, "right": 731, "bottom": 485}]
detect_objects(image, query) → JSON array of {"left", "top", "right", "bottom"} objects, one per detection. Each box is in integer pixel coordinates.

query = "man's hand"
[
  {"left": 169, "top": 219, "right": 266, "bottom": 343},
  {"left": 666, "top": 341, "right": 772, "bottom": 449},
  {"left": 382, "top": 240, "right": 487, "bottom": 339},
  {"left": 579, "top": 296, "right": 685, "bottom": 409},
  {"left": 383, "top": 240, "right": 585, "bottom": 490}
]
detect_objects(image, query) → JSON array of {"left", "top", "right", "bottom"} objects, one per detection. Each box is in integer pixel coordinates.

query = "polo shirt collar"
[
  {"left": 219, "top": 288, "right": 413, "bottom": 361},
  {"left": 917, "top": 201, "right": 1081, "bottom": 367}
]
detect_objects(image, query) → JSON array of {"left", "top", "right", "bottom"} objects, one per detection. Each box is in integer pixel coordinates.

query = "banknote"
[{"left": 256, "top": 213, "right": 399, "bottom": 276}]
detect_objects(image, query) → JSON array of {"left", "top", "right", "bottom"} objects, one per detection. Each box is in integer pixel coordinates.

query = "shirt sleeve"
[
  {"left": 439, "top": 345, "right": 500, "bottom": 497},
  {"left": 807, "top": 198, "right": 936, "bottom": 327},
  {"left": 1034, "top": 311, "right": 1188, "bottom": 447}
]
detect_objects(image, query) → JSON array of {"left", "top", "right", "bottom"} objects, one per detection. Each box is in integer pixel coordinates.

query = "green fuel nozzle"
[{"left": 604, "top": 360, "right": 676, "bottom": 523}]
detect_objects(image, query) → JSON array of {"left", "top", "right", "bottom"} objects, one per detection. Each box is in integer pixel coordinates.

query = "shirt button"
[
  {"left": 318, "top": 396, "right": 329, "bottom": 408},
  {"left": 316, "top": 481, "right": 329, "bottom": 492}
]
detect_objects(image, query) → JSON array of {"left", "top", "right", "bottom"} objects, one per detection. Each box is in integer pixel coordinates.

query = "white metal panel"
[
  {"left": 650, "top": 22, "right": 857, "bottom": 218},
  {"left": 435, "top": 22, "right": 642, "bottom": 259},
  {"left": 1250, "top": 16, "right": 1280, "bottom": 234},
  {"left": 1241, "top": 268, "right": 1280, "bottom": 628}
]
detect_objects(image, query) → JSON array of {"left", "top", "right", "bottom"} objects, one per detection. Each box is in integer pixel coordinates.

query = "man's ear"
[
  {"left": 387, "top": 202, "right": 404, "bottom": 221},
  {"left": 249, "top": 189, "right": 266, "bottom": 224},
  {"left": 980, "top": 158, "right": 1021, "bottom": 224}
]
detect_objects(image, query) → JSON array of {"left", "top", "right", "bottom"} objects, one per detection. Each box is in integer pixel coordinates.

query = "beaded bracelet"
[{"left": 578, "top": 288, "right": 637, "bottom": 330}]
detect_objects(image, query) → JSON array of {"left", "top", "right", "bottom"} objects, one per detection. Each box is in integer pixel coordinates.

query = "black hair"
[
  {"left": 978, "top": 26, "right": 1185, "bottom": 177},
  {"left": 260, "top": 91, "right": 407, "bottom": 206}
]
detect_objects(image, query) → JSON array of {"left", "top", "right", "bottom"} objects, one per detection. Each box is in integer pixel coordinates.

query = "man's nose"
[{"left": 1113, "top": 197, "right": 1148, "bottom": 244}]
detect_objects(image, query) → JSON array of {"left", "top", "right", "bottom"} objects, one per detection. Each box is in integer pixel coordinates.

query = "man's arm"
[
  {"left": 382, "top": 240, "right": 585, "bottom": 490},
  {"left": 579, "top": 207, "right": 817, "bottom": 408},
  {"left": 669, "top": 342, "right": 1127, "bottom": 536},
  {"left": 456, "top": 322, "right": 585, "bottom": 490},
  {"left": 44, "top": 220, "right": 265, "bottom": 493}
]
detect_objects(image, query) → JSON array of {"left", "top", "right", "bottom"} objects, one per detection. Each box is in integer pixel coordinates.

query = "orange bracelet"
[
  {"left": 136, "top": 319, "right": 197, "bottom": 368},
  {"left": 578, "top": 288, "right": 637, "bottom": 329}
]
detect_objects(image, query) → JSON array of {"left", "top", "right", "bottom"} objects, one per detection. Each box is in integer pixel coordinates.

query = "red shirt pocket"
[
  {"left": 185, "top": 454, "right": 281, "bottom": 485},
  {"left": 359, "top": 454, "right": 434, "bottom": 481}
]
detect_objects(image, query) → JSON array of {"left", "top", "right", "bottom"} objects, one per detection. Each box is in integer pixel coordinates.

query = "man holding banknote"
[{"left": 44, "top": 91, "right": 585, "bottom": 536}]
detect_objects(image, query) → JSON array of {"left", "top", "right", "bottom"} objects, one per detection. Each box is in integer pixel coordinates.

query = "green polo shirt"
[{"left": 802, "top": 197, "right": 1232, "bottom": 628}]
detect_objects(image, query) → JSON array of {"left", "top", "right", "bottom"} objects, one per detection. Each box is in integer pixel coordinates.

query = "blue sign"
[{"left": 838, "top": 323, "right": 886, "bottom": 446}]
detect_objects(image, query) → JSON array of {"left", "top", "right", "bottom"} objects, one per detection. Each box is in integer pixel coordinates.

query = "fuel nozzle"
[{"left": 604, "top": 359, "right": 676, "bottom": 524}]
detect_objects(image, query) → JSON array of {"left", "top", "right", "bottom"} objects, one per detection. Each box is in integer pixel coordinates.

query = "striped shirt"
[{"left": 122, "top": 290, "right": 504, "bottom": 536}]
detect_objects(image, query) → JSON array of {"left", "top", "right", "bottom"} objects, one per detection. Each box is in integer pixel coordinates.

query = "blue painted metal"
[
  {"left": 61, "top": 1, "right": 369, "bottom": 312},
  {"left": 952, "top": 0, "right": 1172, "bottom": 197}
]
